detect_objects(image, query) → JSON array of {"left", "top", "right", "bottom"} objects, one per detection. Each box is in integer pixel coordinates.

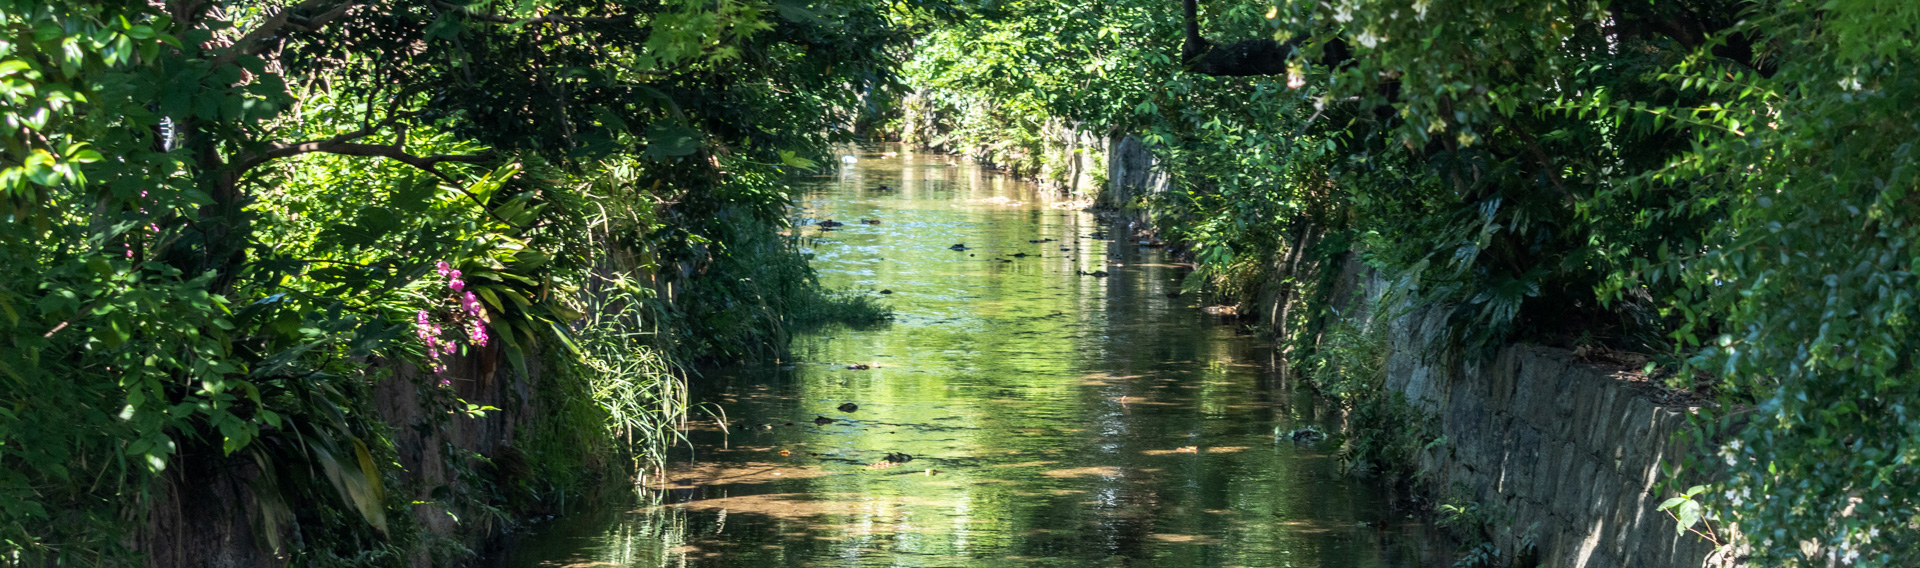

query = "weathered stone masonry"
[{"left": 1384, "top": 305, "right": 1718, "bottom": 567}]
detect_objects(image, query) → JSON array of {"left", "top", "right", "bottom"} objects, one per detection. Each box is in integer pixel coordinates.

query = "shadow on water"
[{"left": 490, "top": 145, "right": 1450, "bottom": 567}]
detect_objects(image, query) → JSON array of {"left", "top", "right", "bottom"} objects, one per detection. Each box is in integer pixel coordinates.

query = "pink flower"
[
  {"left": 450, "top": 279, "right": 465, "bottom": 292},
  {"left": 461, "top": 292, "right": 482, "bottom": 316},
  {"left": 436, "top": 261, "right": 452, "bottom": 276},
  {"left": 469, "top": 323, "right": 489, "bottom": 346},
  {"left": 416, "top": 310, "right": 430, "bottom": 325},
  {"left": 438, "top": 377, "right": 451, "bottom": 387}
]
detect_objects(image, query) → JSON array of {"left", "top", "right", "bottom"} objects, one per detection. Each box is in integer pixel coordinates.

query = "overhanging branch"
[
  {"left": 432, "top": 1, "right": 632, "bottom": 25},
  {"left": 237, "top": 133, "right": 494, "bottom": 185},
  {"left": 210, "top": 0, "right": 360, "bottom": 67},
  {"left": 1181, "top": 0, "right": 1348, "bottom": 77}
]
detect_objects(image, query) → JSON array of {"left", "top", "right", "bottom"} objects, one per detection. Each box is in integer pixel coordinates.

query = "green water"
[{"left": 496, "top": 145, "right": 1444, "bottom": 567}]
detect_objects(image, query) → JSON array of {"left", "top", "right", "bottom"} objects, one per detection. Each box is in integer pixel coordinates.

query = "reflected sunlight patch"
[
  {"left": 649, "top": 460, "right": 833, "bottom": 490},
  {"left": 1146, "top": 533, "right": 1223, "bottom": 545},
  {"left": 1040, "top": 466, "right": 1125, "bottom": 478},
  {"left": 1138, "top": 445, "right": 1253, "bottom": 456},
  {"left": 1077, "top": 372, "right": 1147, "bottom": 386},
  {"left": 987, "top": 460, "right": 1060, "bottom": 469},
  {"left": 968, "top": 196, "right": 1028, "bottom": 207}
]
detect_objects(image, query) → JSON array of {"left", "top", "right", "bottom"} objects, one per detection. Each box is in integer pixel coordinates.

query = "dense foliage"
[
  {"left": 2, "top": 0, "right": 910, "bottom": 563},
  {"left": 904, "top": 0, "right": 1918, "bottom": 565}
]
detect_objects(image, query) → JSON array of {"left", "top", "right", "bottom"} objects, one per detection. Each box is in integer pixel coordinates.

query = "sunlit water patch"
[{"left": 491, "top": 145, "right": 1446, "bottom": 567}]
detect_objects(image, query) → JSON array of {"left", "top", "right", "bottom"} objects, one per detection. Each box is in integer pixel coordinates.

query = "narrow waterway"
[{"left": 497, "top": 145, "right": 1444, "bottom": 567}]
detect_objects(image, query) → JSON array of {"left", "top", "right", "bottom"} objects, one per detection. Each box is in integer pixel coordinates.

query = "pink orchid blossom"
[
  {"left": 436, "top": 261, "right": 452, "bottom": 276},
  {"left": 461, "top": 292, "right": 482, "bottom": 316}
]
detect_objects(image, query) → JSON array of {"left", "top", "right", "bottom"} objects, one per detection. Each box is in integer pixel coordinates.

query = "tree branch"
[
  {"left": 1606, "top": 2, "right": 1773, "bottom": 76},
  {"left": 285, "top": 143, "right": 493, "bottom": 178},
  {"left": 238, "top": 131, "right": 494, "bottom": 184},
  {"left": 209, "top": 0, "right": 359, "bottom": 68},
  {"left": 432, "top": 1, "right": 631, "bottom": 25},
  {"left": 243, "top": 139, "right": 527, "bottom": 229},
  {"left": 1180, "top": 0, "right": 1349, "bottom": 77}
]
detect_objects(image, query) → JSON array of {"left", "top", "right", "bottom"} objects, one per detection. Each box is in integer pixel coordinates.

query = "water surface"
[{"left": 497, "top": 145, "right": 1443, "bottom": 567}]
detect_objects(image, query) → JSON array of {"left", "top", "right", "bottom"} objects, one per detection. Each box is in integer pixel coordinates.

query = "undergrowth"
[{"left": 1305, "top": 296, "right": 1440, "bottom": 484}]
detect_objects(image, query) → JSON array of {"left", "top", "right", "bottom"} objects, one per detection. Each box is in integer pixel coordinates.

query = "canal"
[{"left": 493, "top": 145, "right": 1445, "bottom": 567}]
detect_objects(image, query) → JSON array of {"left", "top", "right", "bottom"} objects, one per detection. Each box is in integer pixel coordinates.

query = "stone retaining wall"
[{"left": 1384, "top": 304, "right": 1718, "bottom": 567}]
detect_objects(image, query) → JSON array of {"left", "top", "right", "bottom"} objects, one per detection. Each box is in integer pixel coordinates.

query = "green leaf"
[
  {"left": 644, "top": 123, "right": 701, "bottom": 159},
  {"left": 473, "top": 286, "right": 505, "bottom": 312},
  {"left": 423, "top": 14, "right": 462, "bottom": 39}
]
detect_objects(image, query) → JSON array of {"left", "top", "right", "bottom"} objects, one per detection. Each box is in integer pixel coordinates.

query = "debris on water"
[
  {"left": 1078, "top": 270, "right": 1109, "bottom": 277},
  {"left": 779, "top": 449, "right": 791, "bottom": 456},
  {"left": 814, "top": 416, "right": 835, "bottom": 425},
  {"left": 1028, "top": 238, "right": 1055, "bottom": 243},
  {"left": 754, "top": 423, "right": 775, "bottom": 430},
  {"left": 1011, "top": 252, "right": 1032, "bottom": 258},
  {"left": 861, "top": 218, "right": 882, "bottom": 224},
  {"left": 874, "top": 184, "right": 894, "bottom": 191},
  {"left": 784, "top": 422, "right": 795, "bottom": 426},
  {"left": 847, "top": 363, "right": 871, "bottom": 370},
  {"left": 840, "top": 154, "right": 857, "bottom": 164},
  {"left": 879, "top": 289, "right": 893, "bottom": 294},
  {"left": 949, "top": 243, "right": 968, "bottom": 250},
  {"left": 883, "top": 452, "right": 913, "bottom": 463},
  {"left": 1283, "top": 426, "right": 1327, "bottom": 443},
  {"left": 838, "top": 402, "right": 859, "bottom": 413},
  {"left": 818, "top": 219, "right": 844, "bottom": 228}
]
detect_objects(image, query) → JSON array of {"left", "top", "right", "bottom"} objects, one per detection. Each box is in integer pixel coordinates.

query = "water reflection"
[{"left": 496, "top": 145, "right": 1444, "bottom": 567}]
